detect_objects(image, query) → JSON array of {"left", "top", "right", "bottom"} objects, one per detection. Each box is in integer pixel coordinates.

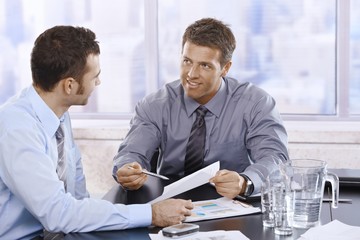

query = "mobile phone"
[{"left": 162, "top": 223, "right": 199, "bottom": 238}]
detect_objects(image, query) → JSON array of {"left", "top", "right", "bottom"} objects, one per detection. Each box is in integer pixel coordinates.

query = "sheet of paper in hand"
[{"left": 148, "top": 161, "right": 220, "bottom": 204}]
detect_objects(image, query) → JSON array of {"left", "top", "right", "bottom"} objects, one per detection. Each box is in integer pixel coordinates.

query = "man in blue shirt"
[
  {"left": 113, "top": 18, "right": 289, "bottom": 199},
  {"left": 0, "top": 26, "right": 193, "bottom": 240}
]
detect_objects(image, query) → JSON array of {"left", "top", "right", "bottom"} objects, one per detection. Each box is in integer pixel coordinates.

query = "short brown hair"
[
  {"left": 182, "top": 18, "right": 236, "bottom": 67},
  {"left": 31, "top": 26, "right": 100, "bottom": 92}
]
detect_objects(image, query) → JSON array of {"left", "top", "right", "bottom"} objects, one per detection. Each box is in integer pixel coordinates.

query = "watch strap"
[{"left": 239, "top": 174, "right": 254, "bottom": 197}]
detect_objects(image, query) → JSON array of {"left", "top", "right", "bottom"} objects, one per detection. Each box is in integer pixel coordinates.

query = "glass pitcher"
[{"left": 290, "top": 159, "right": 339, "bottom": 228}]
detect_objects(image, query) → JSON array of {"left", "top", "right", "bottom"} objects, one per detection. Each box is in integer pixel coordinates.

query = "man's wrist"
[{"left": 239, "top": 174, "right": 254, "bottom": 197}]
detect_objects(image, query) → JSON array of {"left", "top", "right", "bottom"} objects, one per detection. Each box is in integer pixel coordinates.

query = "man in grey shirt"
[{"left": 113, "top": 18, "right": 289, "bottom": 199}]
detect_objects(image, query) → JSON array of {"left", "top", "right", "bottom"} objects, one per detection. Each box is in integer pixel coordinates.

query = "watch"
[{"left": 239, "top": 174, "right": 254, "bottom": 197}]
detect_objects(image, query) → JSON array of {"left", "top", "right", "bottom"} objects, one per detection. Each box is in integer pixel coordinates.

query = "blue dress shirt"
[
  {"left": 113, "top": 77, "right": 289, "bottom": 195},
  {"left": 0, "top": 86, "right": 151, "bottom": 239}
]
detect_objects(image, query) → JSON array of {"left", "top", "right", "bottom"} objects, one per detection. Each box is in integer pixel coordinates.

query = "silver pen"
[
  {"left": 322, "top": 198, "right": 352, "bottom": 203},
  {"left": 127, "top": 166, "right": 169, "bottom": 180}
]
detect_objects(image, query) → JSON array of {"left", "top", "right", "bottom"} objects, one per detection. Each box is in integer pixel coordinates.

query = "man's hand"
[
  {"left": 116, "top": 162, "right": 147, "bottom": 190},
  {"left": 151, "top": 199, "right": 194, "bottom": 227},
  {"left": 209, "top": 170, "right": 246, "bottom": 199}
]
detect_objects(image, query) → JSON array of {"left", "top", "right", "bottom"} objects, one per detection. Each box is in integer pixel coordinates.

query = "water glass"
[
  {"left": 273, "top": 184, "right": 294, "bottom": 236},
  {"left": 261, "top": 165, "right": 294, "bottom": 235},
  {"left": 261, "top": 181, "right": 274, "bottom": 227}
]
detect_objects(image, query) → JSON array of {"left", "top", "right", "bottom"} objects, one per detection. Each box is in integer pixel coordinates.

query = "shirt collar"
[
  {"left": 28, "top": 85, "right": 62, "bottom": 137},
  {"left": 184, "top": 78, "right": 226, "bottom": 118}
]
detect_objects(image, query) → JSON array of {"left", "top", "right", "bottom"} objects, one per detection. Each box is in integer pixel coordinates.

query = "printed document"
[
  {"left": 185, "top": 197, "right": 261, "bottom": 222},
  {"left": 149, "top": 230, "right": 249, "bottom": 240},
  {"left": 148, "top": 161, "right": 220, "bottom": 204}
]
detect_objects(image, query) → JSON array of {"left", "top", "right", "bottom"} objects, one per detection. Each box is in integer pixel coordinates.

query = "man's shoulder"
[
  {"left": 225, "top": 77, "right": 248, "bottom": 90},
  {"left": 225, "top": 77, "right": 270, "bottom": 99},
  {"left": 0, "top": 95, "right": 35, "bottom": 130},
  {"left": 134, "top": 80, "right": 183, "bottom": 124},
  {"left": 144, "top": 80, "right": 182, "bottom": 104}
]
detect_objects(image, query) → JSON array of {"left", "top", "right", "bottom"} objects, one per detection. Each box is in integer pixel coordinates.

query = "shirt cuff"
[
  {"left": 112, "top": 165, "right": 119, "bottom": 182},
  {"left": 126, "top": 204, "right": 152, "bottom": 228},
  {"left": 241, "top": 171, "right": 262, "bottom": 195}
]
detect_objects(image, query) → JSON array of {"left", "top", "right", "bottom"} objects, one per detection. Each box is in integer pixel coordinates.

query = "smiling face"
[{"left": 180, "top": 41, "right": 231, "bottom": 105}]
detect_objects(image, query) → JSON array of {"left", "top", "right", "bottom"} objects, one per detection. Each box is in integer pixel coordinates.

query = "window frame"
[{"left": 69, "top": 0, "right": 359, "bottom": 122}]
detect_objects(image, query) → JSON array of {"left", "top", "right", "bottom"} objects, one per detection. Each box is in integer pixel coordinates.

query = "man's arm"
[
  {"left": 113, "top": 101, "right": 162, "bottom": 187},
  {"left": 243, "top": 94, "right": 289, "bottom": 195},
  {"left": 0, "top": 124, "right": 151, "bottom": 232}
]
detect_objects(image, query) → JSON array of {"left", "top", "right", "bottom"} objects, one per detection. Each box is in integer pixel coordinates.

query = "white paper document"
[
  {"left": 149, "top": 230, "right": 249, "bottom": 240},
  {"left": 298, "top": 220, "right": 360, "bottom": 240},
  {"left": 184, "top": 197, "right": 261, "bottom": 222},
  {"left": 148, "top": 161, "right": 220, "bottom": 204}
]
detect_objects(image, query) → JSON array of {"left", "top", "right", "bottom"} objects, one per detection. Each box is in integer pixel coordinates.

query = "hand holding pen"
[
  {"left": 127, "top": 165, "right": 169, "bottom": 180},
  {"left": 115, "top": 162, "right": 147, "bottom": 190},
  {"left": 116, "top": 162, "right": 169, "bottom": 190}
]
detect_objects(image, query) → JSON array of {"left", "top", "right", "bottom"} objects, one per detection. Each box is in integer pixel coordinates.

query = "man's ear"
[
  {"left": 221, "top": 61, "right": 232, "bottom": 77},
  {"left": 63, "top": 77, "right": 76, "bottom": 95}
]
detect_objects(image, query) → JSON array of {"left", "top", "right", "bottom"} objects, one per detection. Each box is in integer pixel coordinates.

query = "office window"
[
  {"left": 350, "top": 0, "right": 360, "bottom": 115},
  {"left": 158, "top": 0, "right": 336, "bottom": 115},
  {"left": 0, "top": 0, "right": 145, "bottom": 114},
  {"left": 0, "top": 0, "right": 357, "bottom": 120}
]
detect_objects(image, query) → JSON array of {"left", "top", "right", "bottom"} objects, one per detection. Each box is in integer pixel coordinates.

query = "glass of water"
[
  {"left": 273, "top": 184, "right": 294, "bottom": 236},
  {"left": 261, "top": 180, "right": 274, "bottom": 227}
]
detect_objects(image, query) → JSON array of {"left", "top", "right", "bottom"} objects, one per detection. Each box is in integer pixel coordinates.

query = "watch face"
[
  {"left": 244, "top": 184, "right": 251, "bottom": 196},
  {"left": 244, "top": 179, "right": 253, "bottom": 196},
  {"left": 240, "top": 174, "right": 253, "bottom": 196}
]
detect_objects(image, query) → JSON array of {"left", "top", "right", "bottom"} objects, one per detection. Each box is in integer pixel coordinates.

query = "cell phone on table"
[{"left": 162, "top": 223, "right": 199, "bottom": 238}]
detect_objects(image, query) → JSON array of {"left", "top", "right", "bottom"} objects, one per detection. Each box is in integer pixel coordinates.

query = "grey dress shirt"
[{"left": 113, "top": 77, "right": 289, "bottom": 194}]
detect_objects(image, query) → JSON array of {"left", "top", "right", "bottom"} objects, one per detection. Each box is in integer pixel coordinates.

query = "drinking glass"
[
  {"left": 273, "top": 183, "right": 294, "bottom": 236},
  {"left": 261, "top": 180, "right": 274, "bottom": 227}
]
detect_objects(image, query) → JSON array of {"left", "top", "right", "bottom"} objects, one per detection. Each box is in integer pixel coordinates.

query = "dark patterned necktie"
[
  {"left": 55, "top": 124, "right": 67, "bottom": 191},
  {"left": 184, "top": 106, "right": 208, "bottom": 176}
]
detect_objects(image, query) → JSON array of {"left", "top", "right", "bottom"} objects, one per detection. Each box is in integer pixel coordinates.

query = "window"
[
  {"left": 0, "top": 0, "right": 357, "bottom": 120},
  {"left": 350, "top": 0, "right": 360, "bottom": 115},
  {"left": 158, "top": 0, "right": 336, "bottom": 116},
  {"left": 0, "top": 0, "right": 145, "bottom": 115}
]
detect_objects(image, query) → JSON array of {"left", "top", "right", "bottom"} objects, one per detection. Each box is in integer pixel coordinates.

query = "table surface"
[{"left": 66, "top": 176, "right": 360, "bottom": 240}]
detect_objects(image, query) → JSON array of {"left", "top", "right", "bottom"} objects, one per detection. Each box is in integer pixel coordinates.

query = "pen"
[
  {"left": 232, "top": 200, "right": 253, "bottom": 208},
  {"left": 322, "top": 198, "right": 352, "bottom": 203},
  {"left": 127, "top": 166, "right": 169, "bottom": 180}
]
